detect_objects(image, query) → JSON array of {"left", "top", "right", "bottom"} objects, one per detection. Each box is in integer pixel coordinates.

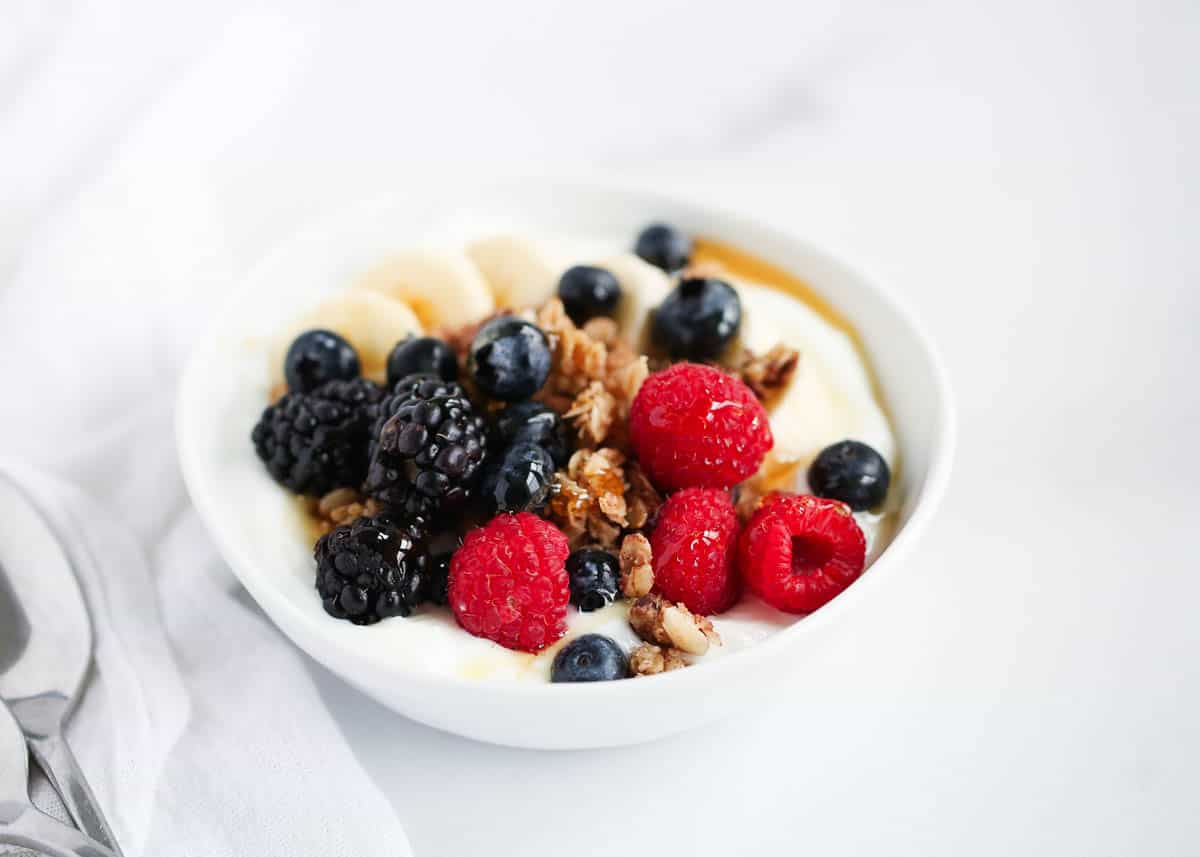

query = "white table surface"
[{"left": 3, "top": 0, "right": 1197, "bottom": 854}]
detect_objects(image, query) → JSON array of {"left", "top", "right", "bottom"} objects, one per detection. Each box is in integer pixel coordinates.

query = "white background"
[{"left": 2, "top": 0, "right": 1198, "bottom": 854}]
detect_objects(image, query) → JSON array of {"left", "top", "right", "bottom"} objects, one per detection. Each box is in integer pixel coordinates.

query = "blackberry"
[
  {"left": 364, "top": 376, "right": 488, "bottom": 519},
  {"left": 251, "top": 377, "right": 382, "bottom": 495},
  {"left": 314, "top": 514, "right": 430, "bottom": 624}
]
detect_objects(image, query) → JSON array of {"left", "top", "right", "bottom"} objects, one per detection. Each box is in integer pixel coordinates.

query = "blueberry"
[
  {"left": 551, "top": 634, "right": 628, "bottom": 683},
  {"left": 479, "top": 441, "right": 556, "bottom": 513},
  {"left": 284, "top": 329, "right": 360, "bottom": 393},
  {"left": 387, "top": 336, "right": 457, "bottom": 386},
  {"left": 634, "top": 223, "right": 691, "bottom": 272},
  {"left": 557, "top": 265, "right": 622, "bottom": 324},
  {"left": 494, "top": 401, "right": 571, "bottom": 467},
  {"left": 566, "top": 548, "right": 620, "bottom": 612},
  {"left": 807, "top": 440, "right": 891, "bottom": 511},
  {"left": 652, "top": 277, "right": 741, "bottom": 360},
  {"left": 468, "top": 317, "right": 552, "bottom": 401}
]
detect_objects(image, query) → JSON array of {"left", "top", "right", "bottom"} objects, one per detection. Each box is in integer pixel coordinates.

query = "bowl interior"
[{"left": 176, "top": 179, "right": 953, "bottom": 744}]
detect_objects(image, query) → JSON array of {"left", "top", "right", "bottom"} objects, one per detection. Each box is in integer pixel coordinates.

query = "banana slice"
[
  {"left": 599, "top": 254, "right": 672, "bottom": 350},
  {"left": 272, "top": 291, "right": 423, "bottom": 384},
  {"left": 466, "top": 235, "right": 568, "bottom": 310},
  {"left": 352, "top": 248, "right": 494, "bottom": 330}
]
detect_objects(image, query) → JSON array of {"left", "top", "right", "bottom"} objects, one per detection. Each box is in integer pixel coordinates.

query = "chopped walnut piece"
[
  {"left": 565, "top": 381, "right": 617, "bottom": 446},
  {"left": 605, "top": 354, "right": 649, "bottom": 416},
  {"left": 547, "top": 474, "right": 590, "bottom": 542},
  {"left": 623, "top": 462, "right": 662, "bottom": 530},
  {"left": 736, "top": 344, "right": 800, "bottom": 400},
  {"left": 619, "top": 533, "right": 654, "bottom": 598},
  {"left": 582, "top": 316, "right": 620, "bottom": 346},
  {"left": 660, "top": 603, "right": 711, "bottom": 655},
  {"left": 546, "top": 448, "right": 629, "bottom": 548},
  {"left": 628, "top": 644, "right": 688, "bottom": 676},
  {"left": 311, "top": 488, "right": 383, "bottom": 534},
  {"left": 628, "top": 595, "right": 672, "bottom": 646},
  {"left": 535, "top": 298, "right": 574, "bottom": 338},
  {"left": 628, "top": 594, "right": 721, "bottom": 654}
]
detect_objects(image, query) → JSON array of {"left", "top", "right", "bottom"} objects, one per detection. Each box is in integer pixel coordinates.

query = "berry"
[
  {"left": 252, "top": 378, "right": 382, "bottom": 495},
  {"left": 479, "top": 441, "right": 556, "bottom": 514},
  {"left": 557, "top": 265, "right": 622, "bottom": 324},
  {"left": 738, "top": 493, "right": 866, "bottom": 614},
  {"left": 314, "top": 515, "right": 430, "bottom": 624},
  {"left": 468, "top": 317, "right": 552, "bottom": 401},
  {"left": 284, "top": 329, "right": 360, "bottom": 393},
  {"left": 566, "top": 548, "right": 620, "bottom": 612},
  {"left": 650, "top": 488, "right": 741, "bottom": 614},
  {"left": 808, "top": 440, "right": 891, "bottom": 511},
  {"left": 363, "top": 376, "right": 488, "bottom": 520},
  {"left": 386, "top": 335, "right": 458, "bottom": 386},
  {"left": 652, "top": 277, "right": 741, "bottom": 360},
  {"left": 551, "top": 634, "right": 628, "bottom": 682},
  {"left": 449, "top": 513, "right": 570, "bottom": 652},
  {"left": 634, "top": 223, "right": 691, "bottom": 272},
  {"left": 629, "top": 363, "right": 772, "bottom": 491},
  {"left": 494, "top": 401, "right": 571, "bottom": 467},
  {"left": 423, "top": 551, "right": 453, "bottom": 605}
]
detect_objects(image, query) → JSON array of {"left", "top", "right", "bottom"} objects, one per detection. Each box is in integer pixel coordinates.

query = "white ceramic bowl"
[{"left": 176, "top": 179, "right": 954, "bottom": 749}]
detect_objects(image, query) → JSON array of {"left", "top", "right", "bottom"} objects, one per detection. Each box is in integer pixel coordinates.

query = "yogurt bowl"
[{"left": 176, "top": 179, "right": 954, "bottom": 748}]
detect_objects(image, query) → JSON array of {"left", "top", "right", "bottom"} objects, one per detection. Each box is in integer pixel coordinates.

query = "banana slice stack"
[{"left": 270, "top": 236, "right": 672, "bottom": 384}]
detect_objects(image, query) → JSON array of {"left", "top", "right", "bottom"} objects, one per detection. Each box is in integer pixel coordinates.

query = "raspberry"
[
  {"left": 448, "top": 513, "right": 570, "bottom": 652},
  {"left": 737, "top": 493, "right": 866, "bottom": 613},
  {"left": 629, "top": 363, "right": 772, "bottom": 492},
  {"left": 650, "top": 488, "right": 741, "bottom": 614}
]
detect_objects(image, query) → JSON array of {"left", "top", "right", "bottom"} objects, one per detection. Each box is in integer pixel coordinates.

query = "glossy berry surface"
[
  {"left": 634, "top": 223, "right": 691, "bottom": 272},
  {"left": 652, "top": 277, "right": 741, "bottom": 360},
  {"left": 807, "top": 440, "right": 891, "bottom": 510},
  {"left": 386, "top": 335, "right": 458, "bottom": 386},
  {"left": 251, "top": 377, "right": 382, "bottom": 495},
  {"left": 557, "top": 265, "right": 622, "bottom": 324},
  {"left": 284, "top": 329, "right": 360, "bottom": 393},
  {"left": 479, "top": 442, "right": 556, "bottom": 514},
  {"left": 363, "top": 376, "right": 488, "bottom": 520},
  {"left": 468, "top": 317, "right": 552, "bottom": 401},
  {"left": 314, "top": 515, "right": 429, "bottom": 624},
  {"left": 566, "top": 548, "right": 620, "bottom": 612},
  {"left": 738, "top": 493, "right": 866, "bottom": 614},
  {"left": 449, "top": 513, "right": 570, "bottom": 652},
  {"left": 651, "top": 487, "right": 741, "bottom": 614},
  {"left": 551, "top": 634, "right": 628, "bottom": 683},
  {"left": 629, "top": 363, "right": 772, "bottom": 491},
  {"left": 494, "top": 401, "right": 571, "bottom": 467}
]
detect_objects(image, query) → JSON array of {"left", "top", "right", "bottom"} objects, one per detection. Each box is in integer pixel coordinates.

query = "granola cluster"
[{"left": 626, "top": 593, "right": 723, "bottom": 676}]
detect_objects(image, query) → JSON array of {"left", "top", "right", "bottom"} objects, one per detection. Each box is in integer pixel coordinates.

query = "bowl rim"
[{"left": 175, "top": 176, "right": 957, "bottom": 700}]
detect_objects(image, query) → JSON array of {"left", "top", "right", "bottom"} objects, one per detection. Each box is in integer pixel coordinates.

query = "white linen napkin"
[{"left": 0, "top": 462, "right": 413, "bottom": 857}]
